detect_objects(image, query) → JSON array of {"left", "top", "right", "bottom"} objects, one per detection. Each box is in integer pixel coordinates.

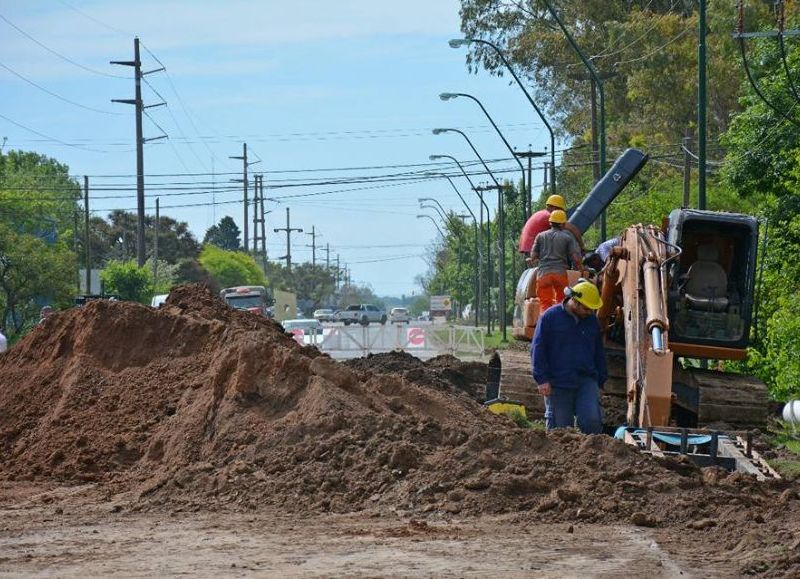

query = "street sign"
[{"left": 430, "top": 295, "right": 452, "bottom": 311}]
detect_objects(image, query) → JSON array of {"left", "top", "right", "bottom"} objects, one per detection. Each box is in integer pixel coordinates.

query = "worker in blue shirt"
[{"left": 531, "top": 280, "right": 607, "bottom": 434}]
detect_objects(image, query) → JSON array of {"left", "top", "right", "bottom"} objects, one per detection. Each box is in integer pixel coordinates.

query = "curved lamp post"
[
  {"left": 416, "top": 213, "right": 445, "bottom": 240},
  {"left": 422, "top": 179, "right": 481, "bottom": 328},
  {"left": 432, "top": 128, "right": 509, "bottom": 341},
  {"left": 541, "top": 0, "right": 607, "bottom": 240},
  {"left": 429, "top": 153, "right": 490, "bottom": 330},
  {"left": 449, "top": 37, "right": 556, "bottom": 200},
  {"left": 439, "top": 92, "right": 527, "bottom": 206}
]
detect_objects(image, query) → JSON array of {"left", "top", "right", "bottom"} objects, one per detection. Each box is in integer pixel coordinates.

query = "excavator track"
[
  {"left": 604, "top": 346, "right": 769, "bottom": 429},
  {"left": 672, "top": 366, "right": 769, "bottom": 429}
]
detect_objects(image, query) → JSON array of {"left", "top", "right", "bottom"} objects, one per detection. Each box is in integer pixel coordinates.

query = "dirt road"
[{"left": 0, "top": 483, "right": 725, "bottom": 578}]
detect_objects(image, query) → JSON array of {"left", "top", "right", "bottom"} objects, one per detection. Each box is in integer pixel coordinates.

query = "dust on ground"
[{"left": 0, "top": 284, "right": 799, "bottom": 577}]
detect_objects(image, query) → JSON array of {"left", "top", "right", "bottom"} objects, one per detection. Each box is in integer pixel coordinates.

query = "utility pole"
[
  {"left": 683, "top": 136, "right": 692, "bottom": 208},
  {"left": 252, "top": 174, "right": 260, "bottom": 254},
  {"left": 153, "top": 197, "right": 159, "bottom": 284},
  {"left": 335, "top": 254, "right": 340, "bottom": 288},
  {"left": 84, "top": 176, "right": 90, "bottom": 294},
  {"left": 514, "top": 149, "right": 547, "bottom": 217},
  {"left": 73, "top": 209, "right": 80, "bottom": 293},
  {"left": 230, "top": 143, "right": 259, "bottom": 251},
  {"left": 259, "top": 175, "right": 268, "bottom": 271},
  {"left": 305, "top": 225, "right": 318, "bottom": 266},
  {"left": 111, "top": 37, "right": 166, "bottom": 267},
  {"left": 273, "top": 207, "right": 303, "bottom": 272},
  {"left": 324, "top": 243, "right": 330, "bottom": 269}
]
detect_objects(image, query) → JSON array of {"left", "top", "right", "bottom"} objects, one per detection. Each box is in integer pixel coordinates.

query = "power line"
[
  {"left": 0, "top": 60, "right": 123, "bottom": 115},
  {"left": 0, "top": 13, "right": 129, "bottom": 79},
  {"left": 0, "top": 112, "right": 120, "bottom": 153}
]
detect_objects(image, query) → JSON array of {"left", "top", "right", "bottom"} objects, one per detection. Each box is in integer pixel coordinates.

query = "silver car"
[
  {"left": 313, "top": 308, "right": 335, "bottom": 322},
  {"left": 389, "top": 307, "right": 411, "bottom": 324}
]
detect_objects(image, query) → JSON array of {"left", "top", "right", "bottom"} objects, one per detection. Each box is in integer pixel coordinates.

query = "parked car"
[
  {"left": 313, "top": 308, "right": 336, "bottom": 322},
  {"left": 417, "top": 311, "right": 432, "bottom": 322},
  {"left": 389, "top": 307, "right": 410, "bottom": 324},
  {"left": 334, "top": 304, "right": 387, "bottom": 326}
]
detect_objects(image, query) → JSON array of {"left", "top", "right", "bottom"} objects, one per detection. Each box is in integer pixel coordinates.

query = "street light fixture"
[
  {"left": 416, "top": 213, "right": 446, "bottom": 240},
  {"left": 432, "top": 129, "right": 510, "bottom": 340},
  {"left": 422, "top": 176, "right": 481, "bottom": 328},
  {"left": 438, "top": 91, "right": 528, "bottom": 221},
  {"left": 428, "top": 152, "right": 491, "bottom": 333},
  {"left": 449, "top": 37, "right": 557, "bottom": 198},
  {"left": 540, "top": 1, "right": 607, "bottom": 239}
]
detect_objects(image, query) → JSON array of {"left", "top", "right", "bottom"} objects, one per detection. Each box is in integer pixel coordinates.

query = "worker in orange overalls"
[{"left": 529, "top": 210, "right": 582, "bottom": 312}]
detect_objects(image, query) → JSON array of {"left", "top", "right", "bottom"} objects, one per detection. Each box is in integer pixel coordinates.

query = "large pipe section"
[{"left": 569, "top": 149, "right": 649, "bottom": 235}]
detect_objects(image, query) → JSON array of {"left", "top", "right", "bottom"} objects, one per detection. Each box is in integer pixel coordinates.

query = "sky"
[{"left": 1, "top": 0, "right": 556, "bottom": 297}]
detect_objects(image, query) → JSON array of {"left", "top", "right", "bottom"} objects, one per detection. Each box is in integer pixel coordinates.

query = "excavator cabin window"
[{"left": 666, "top": 209, "right": 758, "bottom": 350}]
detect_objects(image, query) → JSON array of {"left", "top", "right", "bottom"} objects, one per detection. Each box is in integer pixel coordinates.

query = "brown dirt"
[{"left": 1, "top": 284, "right": 799, "bottom": 576}]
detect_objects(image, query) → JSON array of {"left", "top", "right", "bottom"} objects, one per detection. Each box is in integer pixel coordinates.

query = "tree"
[
  {"left": 198, "top": 244, "right": 266, "bottom": 288},
  {"left": 203, "top": 216, "right": 241, "bottom": 250},
  {"left": 100, "top": 260, "right": 153, "bottom": 303},
  {"left": 0, "top": 224, "right": 76, "bottom": 336}
]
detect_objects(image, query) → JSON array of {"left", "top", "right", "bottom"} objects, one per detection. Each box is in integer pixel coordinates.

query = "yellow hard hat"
[
  {"left": 548, "top": 209, "right": 567, "bottom": 224},
  {"left": 546, "top": 194, "right": 566, "bottom": 210},
  {"left": 567, "top": 280, "right": 603, "bottom": 310}
]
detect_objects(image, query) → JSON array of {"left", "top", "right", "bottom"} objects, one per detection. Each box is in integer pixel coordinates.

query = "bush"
[{"left": 100, "top": 260, "right": 153, "bottom": 303}]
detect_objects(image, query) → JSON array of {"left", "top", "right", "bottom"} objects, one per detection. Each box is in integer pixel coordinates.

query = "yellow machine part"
[{"left": 485, "top": 401, "right": 527, "bottom": 419}]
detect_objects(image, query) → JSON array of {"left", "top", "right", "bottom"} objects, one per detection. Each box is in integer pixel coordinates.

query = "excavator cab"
[{"left": 665, "top": 209, "right": 759, "bottom": 358}]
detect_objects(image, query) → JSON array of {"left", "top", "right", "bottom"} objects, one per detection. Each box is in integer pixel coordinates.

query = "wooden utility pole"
[
  {"left": 111, "top": 37, "right": 165, "bottom": 266},
  {"left": 153, "top": 197, "right": 160, "bottom": 283},
  {"left": 84, "top": 176, "right": 91, "bottom": 293},
  {"left": 273, "top": 207, "right": 303, "bottom": 272}
]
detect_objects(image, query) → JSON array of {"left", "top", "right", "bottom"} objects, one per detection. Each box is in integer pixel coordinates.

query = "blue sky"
[{"left": 1, "top": 0, "right": 555, "bottom": 297}]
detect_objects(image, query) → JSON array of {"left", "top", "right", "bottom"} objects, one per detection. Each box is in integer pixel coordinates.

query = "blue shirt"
[{"left": 531, "top": 302, "right": 608, "bottom": 389}]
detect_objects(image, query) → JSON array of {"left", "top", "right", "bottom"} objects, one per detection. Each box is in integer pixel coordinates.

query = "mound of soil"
[{"left": 0, "top": 284, "right": 798, "bottom": 575}]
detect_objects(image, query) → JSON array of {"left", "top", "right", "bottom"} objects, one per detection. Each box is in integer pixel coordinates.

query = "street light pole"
[
  {"left": 440, "top": 92, "right": 528, "bottom": 222},
  {"left": 433, "top": 128, "right": 508, "bottom": 340},
  {"left": 449, "top": 37, "right": 557, "bottom": 200},
  {"left": 417, "top": 213, "right": 446, "bottom": 240},
  {"left": 422, "top": 177, "right": 481, "bottom": 328},
  {"left": 541, "top": 0, "right": 607, "bottom": 240},
  {"left": 429, "top": 154, "right": 491, "bottom": 331}
]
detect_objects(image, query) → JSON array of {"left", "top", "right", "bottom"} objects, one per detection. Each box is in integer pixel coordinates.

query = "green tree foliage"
[
  {"left": 458, "top": 1, "right": 774, "bottom": 148},
  {"left": 100, "top": 260, "right": 153, "bottom": 303},
  {"left": 174, "top": 258, "right": 221, "bottom": 295},
  {"left": 203, "top": 216, "right": 241, "bottom": 250},
  {"left": 0, "top": 224, "right": 76, "bottom": 336},
  {"left": 198, "top": 244, "right": 266, "bottom": 288},
  {"left": 0, "top": 150, "right": 81, "bottom": 237}
]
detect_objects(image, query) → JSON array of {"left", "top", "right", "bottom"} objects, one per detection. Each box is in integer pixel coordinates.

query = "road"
[{"left": 0, "top": 483, "right": 727, "bottom": 578}]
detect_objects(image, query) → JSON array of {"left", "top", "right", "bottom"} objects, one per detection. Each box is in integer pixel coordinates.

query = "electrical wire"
[
  {"left": 0, "top": 60, "right": 123, "bottom": 115},
  {"left": 0, "top": 13, "right": 129, "bottom": 79},
  {"left": 0, "top": 112, "right": 121, "bottom": 153}
]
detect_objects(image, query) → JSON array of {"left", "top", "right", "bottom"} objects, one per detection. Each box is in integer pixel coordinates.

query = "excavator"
[{"left": 513, "top": 149, "right": 770, "bottom": 432}]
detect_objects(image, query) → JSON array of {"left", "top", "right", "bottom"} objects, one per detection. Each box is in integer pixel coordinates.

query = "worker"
[
  {"left": 38, "top": 305, "right": 54, "bottom": 324},
  {"left": 529, "top": 210, "right": 582, "bottom": 312},
  {"left": 518, "top": 194, "right": 585, "bottom": 256},
  {"left": 596, "top": 236, "right": 621, "bottom": 263},
  {"left": 531, "top": 280, "right": 606, "bottom": 435}
]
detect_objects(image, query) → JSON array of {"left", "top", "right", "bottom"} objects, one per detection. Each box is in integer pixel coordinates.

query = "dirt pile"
[{"left": 0, "top": 284, "right": 799, "bottom": 574}]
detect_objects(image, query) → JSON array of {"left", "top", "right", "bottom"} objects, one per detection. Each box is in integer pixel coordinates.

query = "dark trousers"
[{"left": 544, "top": 376, "right": 603, "bottom": 434}]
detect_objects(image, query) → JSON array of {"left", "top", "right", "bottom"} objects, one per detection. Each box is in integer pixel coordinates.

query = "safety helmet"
[
  {"left": 548, "top": 209, "right": 567, "bottom": 224},
  {"left": 565, "top": 280, "right": 603, "bottom": 310},
  {"left": 545, "top": 194, "right": 566, "bottom": 210}
]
